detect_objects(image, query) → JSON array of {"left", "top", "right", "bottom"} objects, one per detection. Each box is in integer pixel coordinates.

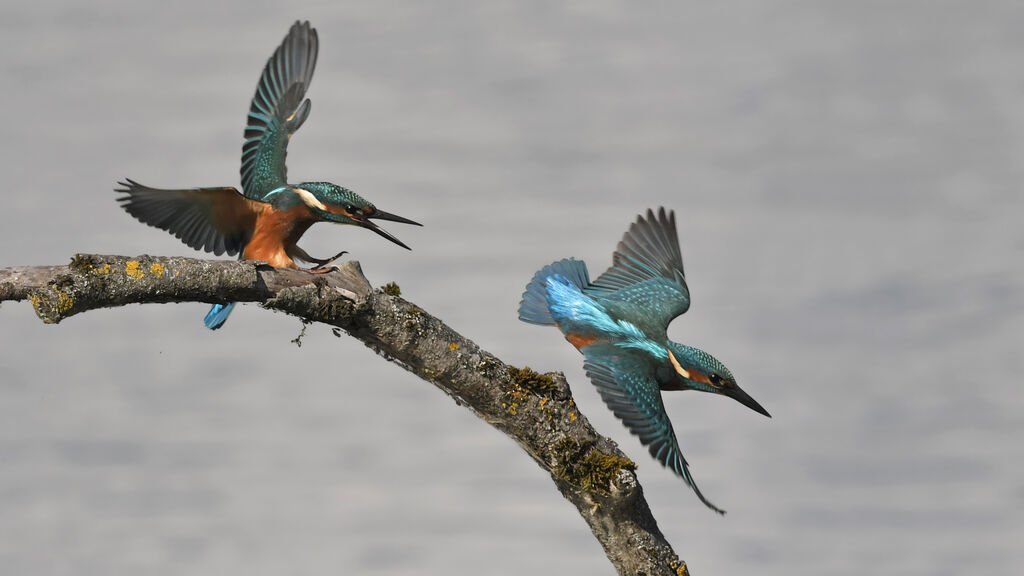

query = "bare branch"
[{"left": 1, "top": 254, "right": 691, "bottom": 576}]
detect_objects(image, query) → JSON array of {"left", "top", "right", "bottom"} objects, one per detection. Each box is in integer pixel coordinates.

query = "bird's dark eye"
[
  {"left": 708, "top": 374, "right": 725, "bottom": 388},
  {"left": 343, "top": 204, "right": 356, "bottom": 213}
]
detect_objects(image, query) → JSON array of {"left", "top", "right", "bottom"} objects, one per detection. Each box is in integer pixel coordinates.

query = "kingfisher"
[
  {"left": 518, "top": 208, "right": 769, "bottom": 514},
  {"left": 116, "top": 21, "right": 420, "bottom": 329}
]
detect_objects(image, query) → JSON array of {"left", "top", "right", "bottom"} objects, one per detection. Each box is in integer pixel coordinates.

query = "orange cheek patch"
[
  {"left": 324, "top": 205, "right": 355, "bottom": 218},
  {"left": 688, "top": 370, "right": 713, "bottom": 385},
  {"left": 566, "top": 333, "right": 600, "bottom": 350}
]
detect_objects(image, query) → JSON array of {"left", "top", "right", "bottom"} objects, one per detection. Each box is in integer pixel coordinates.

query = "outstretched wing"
[
  {"left": 581, "top": 342, "right": 724, "bottom": 514},
  {"left": 240, "top": 20, "right": 318, "bottom": 201},
  {"left": 587, "top": 207, "right": 690, "bottom": 332},
  {"left": 116, "top": 179, "right": 259, "bottom": 256}
]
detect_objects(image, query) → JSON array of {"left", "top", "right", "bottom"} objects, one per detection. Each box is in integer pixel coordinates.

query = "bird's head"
[
  {"left": 293, "top": 182, "right": 421, "bottom": 249},
  {"left": 664, "top": 341, "right": 770, "bottom": 417}
]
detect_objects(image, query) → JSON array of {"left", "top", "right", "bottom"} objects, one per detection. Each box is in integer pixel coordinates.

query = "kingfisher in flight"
[
  {"left": 116, "top": 21, "right": 420, "bottom": 329},
  {"left": 518, "top": 208, "right": 769, "bottom": 514}
]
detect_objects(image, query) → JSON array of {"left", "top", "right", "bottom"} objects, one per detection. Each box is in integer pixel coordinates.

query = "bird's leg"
[
  {"left": 306, "top": 251, "right": 349, "bottom": 273},
  {"left": 290, "top": 245, "right": 348, "bottom": 273},
  {"left": 308, "top": 250, "right": 348, "bottom": 271}
]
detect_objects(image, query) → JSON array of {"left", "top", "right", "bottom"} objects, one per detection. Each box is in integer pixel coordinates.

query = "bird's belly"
[
  {"left": 242, "top": 241, "right": 296, "bottom": 268},
  {"left": 242, "top": 205, "right": 314, "bottom": 269}
]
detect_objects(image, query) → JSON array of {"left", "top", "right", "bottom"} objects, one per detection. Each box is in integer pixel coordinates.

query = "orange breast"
[
  {"left": 566, "top": 333, "right": 601, "bottom": 350},
  {"left": 243, "top": 204, "right": 315, "bottom": 268}
]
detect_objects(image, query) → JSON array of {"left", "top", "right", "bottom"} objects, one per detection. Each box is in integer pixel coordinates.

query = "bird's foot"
[{"left": 306, "top": 251, "right": 348, "bottom": 274}]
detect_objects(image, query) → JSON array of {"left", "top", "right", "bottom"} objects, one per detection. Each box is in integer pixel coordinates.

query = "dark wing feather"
[
  {"left": 240, "top": 21, "right": 318, "bottom": 201},
  {"left": 115, "top": 179, "right": 258, "bottom": 256},
  {"left": 581, "top": 342, "right": 724, "bottom": 514},
  {"left": 587, "top": 208, "right": 691, "bottom": 328}
]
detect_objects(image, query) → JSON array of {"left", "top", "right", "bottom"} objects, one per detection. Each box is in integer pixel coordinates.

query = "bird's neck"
[{"left": 664, "top": 342, "right": 707, "bottom": 372}]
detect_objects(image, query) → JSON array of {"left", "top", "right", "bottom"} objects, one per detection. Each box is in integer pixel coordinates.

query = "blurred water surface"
[{"left": 1, "top": 2, "right": 1022, "bottom": 575}]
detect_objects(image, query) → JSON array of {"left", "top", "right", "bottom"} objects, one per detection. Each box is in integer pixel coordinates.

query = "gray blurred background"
[{"left": 1, "top": 2, "right": 1022, "bottom": 575}]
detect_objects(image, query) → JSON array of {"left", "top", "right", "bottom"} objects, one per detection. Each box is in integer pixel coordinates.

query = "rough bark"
[{"left": 0, "top": 254, "right": 690, "bottom": 576}]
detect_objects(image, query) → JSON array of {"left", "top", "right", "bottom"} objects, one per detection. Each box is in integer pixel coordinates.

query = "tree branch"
[{"left": 1, "top": 254, "right": 690, "bottom": 576}]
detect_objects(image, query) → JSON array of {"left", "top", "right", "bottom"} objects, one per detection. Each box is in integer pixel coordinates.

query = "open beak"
[
  {"left": 359, "top": 209, "right": 422, "bottom": 250},
  {"left": 725, "top": 386, "right": 771, "bottom": 418}
]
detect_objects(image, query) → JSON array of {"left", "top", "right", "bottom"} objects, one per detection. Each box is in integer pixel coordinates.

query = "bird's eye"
[
  {"left": 343, "top": 204, "right": 356, "bottom": 213},
  {"left": 708, "top": 374, "right": 725, "bottom": 388}
]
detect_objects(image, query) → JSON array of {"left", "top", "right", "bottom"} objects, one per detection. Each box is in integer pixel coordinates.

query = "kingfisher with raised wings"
[
  {"left": 117, "top": 21, "right": 420, "bottom": 329},
  {"left": 518, "top": 208, "right": 769, "bottom": 514}
]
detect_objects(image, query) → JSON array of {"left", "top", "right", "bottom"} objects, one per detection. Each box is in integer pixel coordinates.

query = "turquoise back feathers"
[{"left": 520, "top": 208, "right": 691, "bottom": 342}]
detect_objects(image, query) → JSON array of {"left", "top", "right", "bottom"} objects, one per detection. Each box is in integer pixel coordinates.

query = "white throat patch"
[
  {"left": 667, "top": 349, "right": 691, "bottom": 379},
  {"left": 294, "top": 188, "right": 327, "bottom": 211}
]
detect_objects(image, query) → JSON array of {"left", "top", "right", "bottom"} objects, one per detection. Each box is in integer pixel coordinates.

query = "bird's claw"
[{"left": 307, "top": 250, "right": 348, "bottom": 274}]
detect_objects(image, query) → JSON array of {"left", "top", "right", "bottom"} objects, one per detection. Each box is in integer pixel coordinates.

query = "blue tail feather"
[
  {"left": 518, "top": 258, "right": 590, "bottom": 326},
  {"left": 204, "top": 302, "right": 236, "bottom": 330}
]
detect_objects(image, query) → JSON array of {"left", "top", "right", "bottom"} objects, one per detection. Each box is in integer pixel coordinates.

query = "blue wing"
[
  {"left": 240, "top": 21, "right": 318, "bottom": 202},
  {"left": 587, "top": 208, "right": 690, "bottom": 332},
  {"left": 581, "top": 342, "right": 725, "bottom": 514}
]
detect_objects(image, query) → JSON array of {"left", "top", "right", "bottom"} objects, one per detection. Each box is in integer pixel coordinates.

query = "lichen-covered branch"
[{"left": 0, "top": 254, "right": 690, "bottom": 576}]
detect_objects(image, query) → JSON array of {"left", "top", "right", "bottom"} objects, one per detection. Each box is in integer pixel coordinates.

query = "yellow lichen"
[
  {"left": 570, "top": 411, "right": 577, "bottom": 421},
  {"left": 29, "top": 291, "right": 73, "bottom": 316},
  {"left": 149, "top": 263, "right": 165, "bottom": 276},
  {"left": 125, "top": 261, "right": 144, "bottom": 279},
  {"left": 552, "top": 438, "right": 637, "bottom": 495},
  {"left": 448, "top": 342, "right": 459, "bottom": 351},
  {"left": 94, "top": 263, "right": 112, "bottom": 275},
  {"left": 538, "top": 397, "right": 549, "bottom": 409},
  {"left": 56, "top": 291, "right": 73, "bottom": 313},
  {"left": 503, "top": 381, "right": 526, "bottom": 414},
  {"left": 670, "top": 559, "right": 689, "bottom": 576},
  {"left": 507, "top": 366, "right": 558, "bottom": 396}
]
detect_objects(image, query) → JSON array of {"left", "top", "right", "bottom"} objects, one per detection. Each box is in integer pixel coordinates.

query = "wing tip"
[
  {"left": 663, "top": 448, "right": 726, "bottom": 515},
  {"left": 114, "top": 178, "right": 141, "bottom": 194},
  {"left": 599, "top": 206, "right": 685, "bottom": 287},
  {"left": 637, "top": 206, "right": 674, "bottom": 225}
]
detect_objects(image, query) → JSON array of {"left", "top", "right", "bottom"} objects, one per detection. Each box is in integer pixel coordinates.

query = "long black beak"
[
  {"left": 360, "top": 209, "right": 422, "bottom": 250},
  {"left": 370, "top": 209, "right": 422, "bottom": 226},
  {"left": 725, "top": 386, "right": 771, "bottom": 418}
]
